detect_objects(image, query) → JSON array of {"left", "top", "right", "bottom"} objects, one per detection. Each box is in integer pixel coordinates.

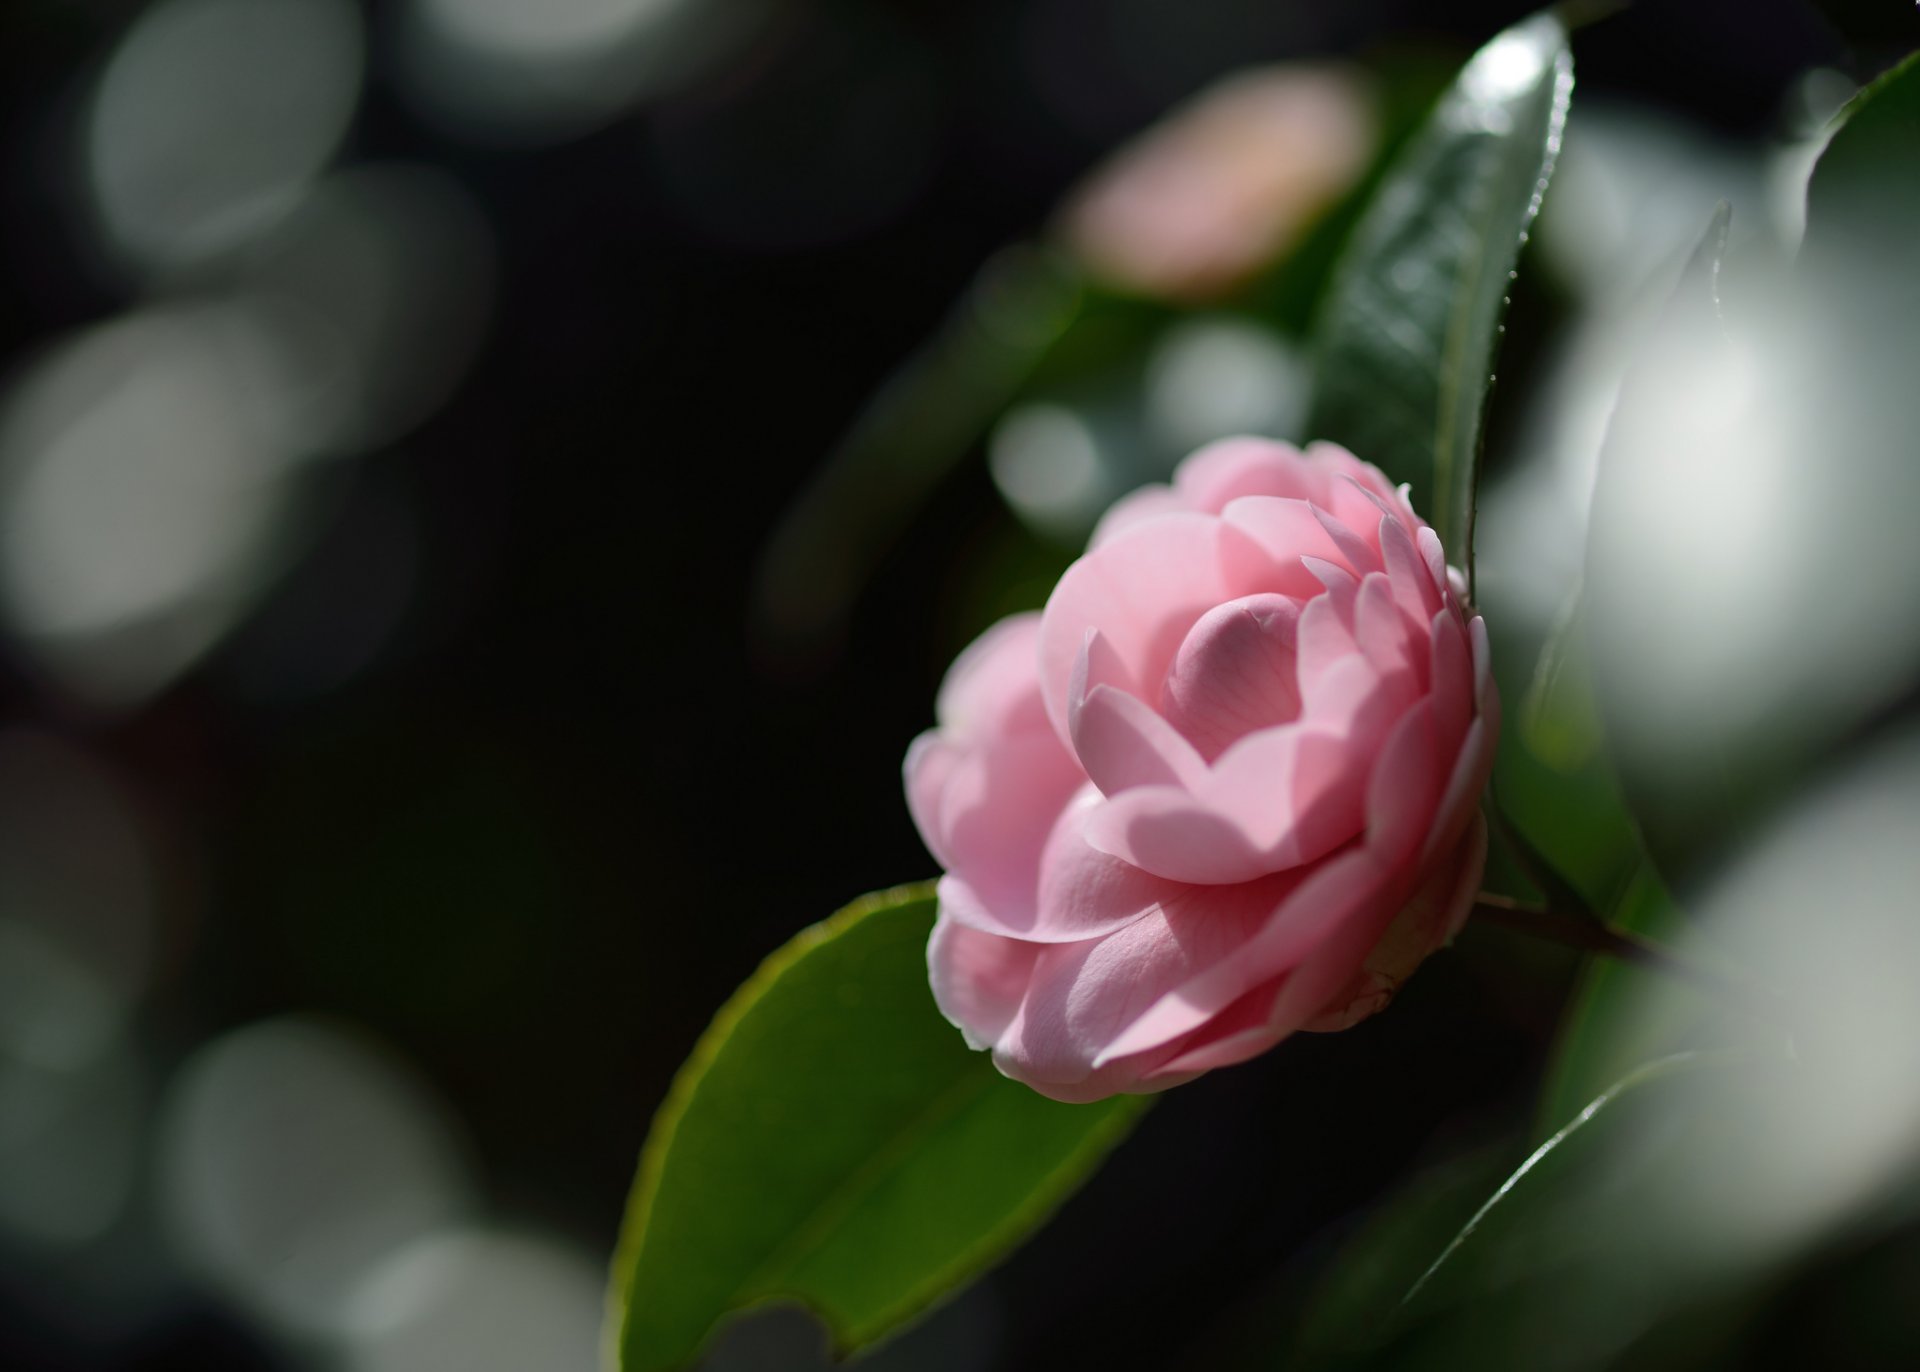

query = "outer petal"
[
  {"left": 1303, "top": 811, "right": 1488, "bottom": 1032},
  {"left": 1306, "top": 440, "right": 1421, "bottom": 542},
  {"left": 1363, "top": 699, "right": 1443, "bottom": 864},
  {"left": 1089, "top": 845, "right": 1386, "bottom": 1063},
  {"left": 1172, "top": 436, "right": 1321, "bottom": 509},
  {"left": 933, "top": 731, "right": 1087, "bottom": 926},
  {"left": 903, "top": 730, "right": 960, "bottom": 869},
  {"left": 934, "top": 612, "right": 1050, "bottom": 738},
  {"left": 1088, "top": 483, "right": 1190, "bottom": 549},
  {"left": 995, "top": 868, "right": 1305, "bottom": 1087},
  {"left": 947, "top": 785, "right": 1176, "bottom": 944},
  {"left": 927, "top": 910, "right": 1042, "bottom": 1052},
  {"left": 1218, "top": 496, "right": 1359, "bottom": 596}
]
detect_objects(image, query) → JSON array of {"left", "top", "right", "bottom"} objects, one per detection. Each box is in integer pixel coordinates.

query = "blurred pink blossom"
[{"left": 1058, "top": 66, "right": 1376, "bottom": 302}]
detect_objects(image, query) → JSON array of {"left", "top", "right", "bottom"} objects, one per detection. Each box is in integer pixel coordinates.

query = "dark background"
[{"left": 0, "top": 1, "right": 1893, "bottom": 1368}]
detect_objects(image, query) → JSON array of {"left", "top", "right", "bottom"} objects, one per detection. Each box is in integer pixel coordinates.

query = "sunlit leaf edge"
[
  {"left": 1401, "top": 1049, "right": 1731, "bottom": 1315},
  {"left": 604, "top": 880, "right": 934, "bottom": 1369},
  {"left": 1306, "top": 10, "right": 1573, "bottom": 590},
  {"left": 603, "top": 881, "right": 1149, "bottom": 1370}
]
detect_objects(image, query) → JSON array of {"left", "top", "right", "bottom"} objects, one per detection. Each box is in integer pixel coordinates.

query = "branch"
[{"left": 1469, "top": 892, "right": 1787, "bottom": 1019}]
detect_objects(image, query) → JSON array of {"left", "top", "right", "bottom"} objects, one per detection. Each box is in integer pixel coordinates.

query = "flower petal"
[
  {"left": 1220, "top": 496, "right": 1359, "bottom": 594},
  {"left": 1029, "top": 788, "right": 1186, "bottom": 941},
  {"left": 1380, "top": 511, "right": 1442, "bottom": 629},
  {"left": 928, "top": 908, "right": 1041, "bottom": 1052},
  {"left": 1088, "top": 483, "right": 1189, "bottom": 548},
  {"left": 1090, "top": 846, "right": 1386, "bottom": 1063},
  {"left": 934, "top": 612, "right": 1049, "bottom": 738},
  {"left": 1174, "top": 436, "right": 1320, "bottom": 508},
  {"left": 1303, "top": 811, "right": 1488, "bottom": 1032},
  {"left": 1008, "top": 870, "right": 1303, "bottom": 1080},
  {"left": 1365, "top": 698, "right": 1442, "bottom": 863},
  {"left": 1157, "top": 593, "right": 1303, "bottom": 762},
  {"left": 936, "top": 732, "right": 1088, "bottom": 926},
  {"left": 1082, "top": 785, "right": 1274, "bottom": 885},
  {"left": 1071, "top": 680, "right": 1210, "bottom": 795},
  {"left": 903, "top": 730, "right": 960, "bottom": 869},
  {"left": 1039, "top": 513, "right": 1249, "bottom": 747}
]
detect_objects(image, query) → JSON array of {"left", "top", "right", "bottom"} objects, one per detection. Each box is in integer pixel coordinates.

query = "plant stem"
[{"left": 1469, "top": 892, "right": 1784, "bottom": 1017}]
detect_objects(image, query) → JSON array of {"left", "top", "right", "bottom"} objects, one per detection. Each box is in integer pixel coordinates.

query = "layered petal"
[
  {"left": 909, "top": 434, "right": 1500, "bottom": 1102},
  {"left": 1039, "top": 513, "right": 1258, "bottom": 745}
]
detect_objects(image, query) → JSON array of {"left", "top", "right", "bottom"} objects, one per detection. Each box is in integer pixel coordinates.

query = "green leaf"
[
  {"left": 1307, "top": 13, "right": 1572, "bottom": 590},
  {"left": 1802, "top": 48, "right": 1920, "bottom": 267},
  {"left": 1516, "top": 583, "right": 1602, "bottom": 775},
  {"left": 1282, "top": 1053, "right": 1749, "bottom": 1372},
  {"left": 1401, "top": 1051, "right": 1729, "bottom": 1319},
  {"left": 607, "top": 884, "right": 1147, "bottom": 1372},
  {"left": 1579, "top": 204, "right": 1735, "bottom": 873}
]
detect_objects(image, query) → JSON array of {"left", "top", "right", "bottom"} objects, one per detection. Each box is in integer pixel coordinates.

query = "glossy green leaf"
[
  {"left": 1404, "top": 1053, "right": 1724, "bottom": 1316},
  {"left": 1307, "top": 13, "right": 1572, "bottom": 589},
  {"left": 1283, "top": 1052, "right": 1750, "bottom": 1372},
  {"left": 607, "top": 884, "right": 1147, "bottom": 1372},
  {"left": 1802, "top": 48, "right": 1920, "bottom": 268}
]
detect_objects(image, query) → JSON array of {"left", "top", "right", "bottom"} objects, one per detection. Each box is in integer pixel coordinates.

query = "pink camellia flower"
[{"left": 905, "top": 437, "right": 1498, "bottom": 1102}]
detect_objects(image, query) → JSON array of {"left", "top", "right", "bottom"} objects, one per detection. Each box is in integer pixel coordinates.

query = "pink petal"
[
  {"left": 1089, "top": 484, "right": 1188, "bottom": 549},
  {"left": 1295, "top": 585, "right": 1364, "bottom": 693},
  {"left": 942, "top": 787, "right": 1172, "bottom": 944},
  {"left": 1173, "top": 436, "right": 1320, "bottom": 509},
  {"left": 1420, "top": 710, "right": 1497, "bottom": 869},
  {"left": 1302, "top": 556, "right": 1359, "bottom": 599},
  {"left": 1364, "top": 699, "right": 1442, "bottom": 863},
  {"left": 1305, "top": 440, "right": 1400, "bottom": 506},
  {"left": 1353, "top": 572, "right": 1419, "bottom": 681},
  {"left": 1416, "top": 526, "right": 1451, "bottom": 604},
  {"left": 1435, "top": 808, "right": 1491, "bottom": 945},
  {"left": 1220, "top": 496, "right": 1358, "bottom": 594},
  {"left": 1204, "top": 721, "right": 1367, "bottom": 860},
  {"left": 927, "top": 909, "right": 1041, "bottom": 1052},
  {"left": 1150, "top": 980, "right": 1291, "bottom": 1075},
  {"left": 1428, "top": 609, "right": 1473, "bottom": 756},
  {"left": 903, "top": 731, "right": 960, "bottom": 869},
  {"left": 1089, "top": 656, "right": 1406, "bottom": 884},
  {"left": 1303, "top": 811, "right": 1488, "bottom": 1032},
  {"left": 1470, "top": 615, "right": 1492, "bottom": 703},
  {"left": 1267, "top": 868, "right": 1414, "bottom": 1036},
  {"left": 1090, "top": 845, "right": 1385, "bottom": 1063},
  {"left": 1310, "top": 502, "right": 1385, "bottom": 576},
  {"left": 1379, "top": 513, "right": 1442, "bottom": 629},
  {"left": 999, "top": 1050, "right": 1202, "bottom": 1104},
  {"left": 934, "top": 612, "right": 1049, "bottom": 739},
  {"left": 1007, "top": 870, "right": 1304, "bottom": 1080},
  {"left": 1039, "top": 513, "right": 1248, "bottom": 747},
  {"left": 1157, "top": 594, "right": 1303, "bottom": 762},
  {"left": 1070, "top": 681, "right": 1209, "bottom": 795},
  {"left": 936, "top": 731, "right": 1088, "bottom": 926},
  {"left": 1082, "top": 785, "right": 1274, "bottom": 885},
  {"left": 1323, "top": 476, "right": 1397, "bottom": 558},
  {"left": 1031, "top": 788, "right": 1187, "bottom": 941}
]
